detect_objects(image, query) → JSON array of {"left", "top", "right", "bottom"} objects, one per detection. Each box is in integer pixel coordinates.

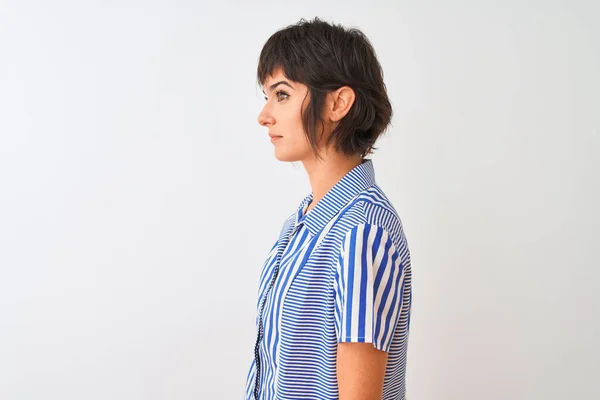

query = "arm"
[
  {"left": 334, "top": 223, "right": 406, "bottom": 399},
  {"left": 337, "top": 342, "right": 388, "bottom": 400}
]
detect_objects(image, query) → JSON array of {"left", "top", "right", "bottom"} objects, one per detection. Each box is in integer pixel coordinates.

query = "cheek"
[
  {"left": 275, "top": 97, "right": 313, "bottom": 157},
  {"left": 273, "top": 122, "right": 312, "bottom": 161},
  {"left": 278, "top": 106, "right": 306, "bottom": 141}
]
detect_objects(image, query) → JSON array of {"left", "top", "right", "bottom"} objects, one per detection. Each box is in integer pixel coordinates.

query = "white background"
[{"left": 1, "top": 1, "right": 598, "bottom": 399}]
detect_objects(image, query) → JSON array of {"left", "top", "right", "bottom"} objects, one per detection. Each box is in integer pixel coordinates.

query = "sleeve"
[{"left": 333, "top": 223, "right": 406, "bottom": 352}]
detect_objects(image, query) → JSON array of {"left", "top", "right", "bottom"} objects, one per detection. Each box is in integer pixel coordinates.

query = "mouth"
[{"left": 269, "top": 134, "right": 283, "bottom": 142}]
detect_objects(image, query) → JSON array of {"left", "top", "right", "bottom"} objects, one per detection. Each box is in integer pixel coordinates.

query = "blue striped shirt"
[{"left": 245, "top": 159, "right": 412, "bottom": 400}]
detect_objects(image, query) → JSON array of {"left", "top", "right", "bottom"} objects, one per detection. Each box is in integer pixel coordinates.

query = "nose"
[{"left": 258, "top": 104, "right": 275, "bottom": 127}]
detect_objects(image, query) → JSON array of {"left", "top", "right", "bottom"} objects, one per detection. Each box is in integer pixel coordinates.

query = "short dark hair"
[{"left": 257, "top": 17, "right": 392, "bottom": 159}]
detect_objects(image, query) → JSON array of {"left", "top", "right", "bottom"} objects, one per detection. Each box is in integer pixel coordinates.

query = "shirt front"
[{"left": 245, "top": 159, "right": 412, "bottom": 400}]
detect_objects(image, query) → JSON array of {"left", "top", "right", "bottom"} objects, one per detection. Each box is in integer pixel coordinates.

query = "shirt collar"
[{"left": 292, "top": 159, "right": 376, "bottom": 236}]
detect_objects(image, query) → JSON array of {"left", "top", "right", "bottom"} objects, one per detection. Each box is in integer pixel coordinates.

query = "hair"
[{"left": 257, "top": 17, "right": 393, "bottom": 159}]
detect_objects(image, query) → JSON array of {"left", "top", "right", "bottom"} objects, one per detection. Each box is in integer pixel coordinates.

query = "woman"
[{"left": 246, "top": 18, "right": 412, "bottom": 400}]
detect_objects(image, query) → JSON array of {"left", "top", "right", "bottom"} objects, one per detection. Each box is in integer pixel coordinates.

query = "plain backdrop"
[{"left": 1, "top": 1, "right": 598, "bottom": 399}]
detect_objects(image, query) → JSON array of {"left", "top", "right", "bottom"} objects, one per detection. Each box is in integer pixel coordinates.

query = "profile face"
[{"left": 258, "top": 68, "right": 313, "bottom": 162}]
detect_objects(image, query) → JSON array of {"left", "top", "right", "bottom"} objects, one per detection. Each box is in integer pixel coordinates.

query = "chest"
[{"left": 257, "top": 226, "right": 343, "bottom": 318}]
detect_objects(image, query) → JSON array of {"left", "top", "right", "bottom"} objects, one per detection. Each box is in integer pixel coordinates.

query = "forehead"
[{"left": 262, "top": 66, "right": 287, "bottom": 87}]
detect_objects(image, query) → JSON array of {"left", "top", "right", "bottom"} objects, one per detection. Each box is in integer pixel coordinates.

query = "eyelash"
[{"left": 264, "top": 90, "right": 290, "bottom": 102}]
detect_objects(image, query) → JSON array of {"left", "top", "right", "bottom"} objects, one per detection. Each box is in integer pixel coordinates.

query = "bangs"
[{"left": 257, "top": 26, "right": 308, "bottom": 86}]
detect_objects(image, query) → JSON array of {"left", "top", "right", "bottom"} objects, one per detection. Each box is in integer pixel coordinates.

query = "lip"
[{"left": 269, "top": 134, "right": 283, "bottom": 142}]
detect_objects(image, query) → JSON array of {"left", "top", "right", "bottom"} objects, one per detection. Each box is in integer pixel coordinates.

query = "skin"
[{"left": 257, "top": 67, "right": 388, "bottom": 399}]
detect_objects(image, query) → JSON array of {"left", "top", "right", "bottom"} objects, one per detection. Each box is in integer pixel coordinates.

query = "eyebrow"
[{"left": 262, "top": 80, "right": 295, "bottom": 94}]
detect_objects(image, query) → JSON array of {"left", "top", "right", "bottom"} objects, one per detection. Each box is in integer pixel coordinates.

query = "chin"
[
  {"left": 274, "top": 154, "right": 299, "bottom": 162},
  {"left": 274, "top": 150, "right": 303, "bottom": 162}
]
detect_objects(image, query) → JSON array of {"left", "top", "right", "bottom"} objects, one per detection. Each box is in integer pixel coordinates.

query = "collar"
[{"left": 292, "top": 159, "right": 377, "bottom": 236}]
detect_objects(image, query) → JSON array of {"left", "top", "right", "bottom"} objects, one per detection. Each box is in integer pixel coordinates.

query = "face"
[{"left": 258, "top": 68, "right": 314, "bottom": 162}]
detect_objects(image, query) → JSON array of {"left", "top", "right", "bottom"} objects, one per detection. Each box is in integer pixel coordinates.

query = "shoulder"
[{"left": 336, "top": 185, "right": 408, "bottom": 253}]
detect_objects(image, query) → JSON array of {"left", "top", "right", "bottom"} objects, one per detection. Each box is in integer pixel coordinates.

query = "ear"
[{"left": 326, "top": 86, "right": 356, "bottom": 122}]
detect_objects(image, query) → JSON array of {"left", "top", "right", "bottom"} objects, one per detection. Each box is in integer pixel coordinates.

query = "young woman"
[{"left": 246, "top": 18, "right": 412, "bottom": 400}]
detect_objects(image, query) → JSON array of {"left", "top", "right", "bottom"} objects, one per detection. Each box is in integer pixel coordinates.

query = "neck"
[{"left": 302, "top": 151, "right": 363, "bottom": 210}]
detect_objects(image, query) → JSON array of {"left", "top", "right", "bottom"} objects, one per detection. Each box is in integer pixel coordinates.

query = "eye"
[
  {"left": 275, "top": 90, "right": 289, "bottom": 102},
  {"left": 263, "top": 90, "right": 290, "bottom": 102}
]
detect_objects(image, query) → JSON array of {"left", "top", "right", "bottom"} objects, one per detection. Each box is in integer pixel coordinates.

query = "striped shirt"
[{"left": 245, "top": 159, "right": 412, "bottom": 400}]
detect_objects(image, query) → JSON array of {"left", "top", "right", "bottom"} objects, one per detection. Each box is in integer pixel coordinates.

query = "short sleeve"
[{"left": 334, "top": 223, "right": 406, "bottom": 352}]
